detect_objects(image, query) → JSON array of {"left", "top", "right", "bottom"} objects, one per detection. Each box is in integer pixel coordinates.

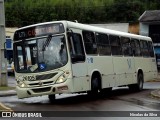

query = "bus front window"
[{"left": 14, "top": 35, "right": 68, "bottom": 73}]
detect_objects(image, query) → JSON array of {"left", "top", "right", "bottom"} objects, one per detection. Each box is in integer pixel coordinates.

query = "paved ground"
[
  {"left": 0, "top": 75, "right": 160, "bottom": 111},
  {"left": 1, "top": 83, "right": 160, "bottom": 120},
  {"left": 149, "top": 73, "right": 160, "bottom": 98},
  {"left": 0, "top": 75, "right": 16, "bottom": 97}
]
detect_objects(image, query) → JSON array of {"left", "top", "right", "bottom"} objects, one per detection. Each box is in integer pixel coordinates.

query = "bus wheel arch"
[
  {"left": 129, "top": 69, "right": 144, "bottom": 91},
  {"left": 89, "top": 71, "right": 102, "bottom": 95}
]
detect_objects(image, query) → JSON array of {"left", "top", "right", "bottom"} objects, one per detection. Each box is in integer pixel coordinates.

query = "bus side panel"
[
  {"left": 134, "top": 57, "right": 152, "bottom": 82},
  {"left": 150, "top": 57, "right": 158, "bottom": 79},
  {"left": 72, "top": 62, "right": 89, "bottom": 92},
  {"left": 112, "top": 57, "right": 135, "bottom": 86},
  {"left": 86, "top": 56, "right": 115, "bottom": 89}
]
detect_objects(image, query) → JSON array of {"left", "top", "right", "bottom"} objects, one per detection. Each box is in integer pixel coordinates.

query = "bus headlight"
[
  {"left": 18, "top": 82, "right": 27, "bottom": 88},
  {"left": 55, "top": 71, "right": 70, "bottom": 84},
  {"left": 56, "top": 75, "right": 66, "bottom": 84}
]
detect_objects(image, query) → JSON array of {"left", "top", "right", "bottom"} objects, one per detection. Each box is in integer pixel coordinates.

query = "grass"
[{"left": 0, "top": 86, "right": 15, "bottom": 91}]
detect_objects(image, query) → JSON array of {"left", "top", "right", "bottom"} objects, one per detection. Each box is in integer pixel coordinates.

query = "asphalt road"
[
  {"left": 1, "top": 76, "right": 160, "bottom": 120},
  {"left": 1, "top": 86, "right": 160, "bottom": 111}
]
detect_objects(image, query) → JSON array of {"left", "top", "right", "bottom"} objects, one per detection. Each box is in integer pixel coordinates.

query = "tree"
[{"left": 5, "top": 0, "right": 158, "bottom": 27}]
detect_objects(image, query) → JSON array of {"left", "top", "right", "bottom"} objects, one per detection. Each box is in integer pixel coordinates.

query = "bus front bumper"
[{"left": 16, "top": 84, "right": 71, "bottom": 99}]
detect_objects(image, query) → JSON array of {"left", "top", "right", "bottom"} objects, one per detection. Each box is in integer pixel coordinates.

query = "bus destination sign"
[{"left": 14, "top": 23, "right": 64, "bottom": 41}]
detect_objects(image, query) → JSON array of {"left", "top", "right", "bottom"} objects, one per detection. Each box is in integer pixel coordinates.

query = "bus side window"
[
  {"left": 96, "top": 33, "right": 111, "bottom": 55},
  {"left": 121, "top": 37, "right": 132, "bottom": 56},
  {"left": 82, "top": 31, "right": 97, "bottom": 55},
  {"left": 140, "top": 40, "right": 150, "bottom": 57},
  {"left": 130, "top": 39, "right": 136, "bottom": 56},
  {"left": 134, "top": 39, "right": 142, "bottom": 57},
  {"left": 148, "top": 41, "right": 154, "bottom": 57},
  {"left": 109, "top": 35, "right": 122, "bottom": 56}
]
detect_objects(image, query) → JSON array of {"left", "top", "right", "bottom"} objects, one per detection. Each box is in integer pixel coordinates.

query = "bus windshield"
[{"left": 14, "top": 35, "right": 68, "bottom": 73}]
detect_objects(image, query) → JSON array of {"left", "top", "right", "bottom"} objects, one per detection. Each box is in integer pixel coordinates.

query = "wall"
[
  {"left": 129, "top": 23, "right": 139, "bottom": 35},
  {"left": 90, "top": 23, "right": 129, "bottom": 33},
  {"left": 5, "top": 27, "right": 17, "bottom": 39},
  {"left": 139, "top": 23, "right": 149, "bottom": 36}
]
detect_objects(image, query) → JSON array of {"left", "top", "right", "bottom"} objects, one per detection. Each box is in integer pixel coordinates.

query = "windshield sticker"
[
  {"left": 30, "top": 64, "right": 38, "bottom": 72},
  {"left": 39, "top": 63, "right": 47, "bottom": 70}
]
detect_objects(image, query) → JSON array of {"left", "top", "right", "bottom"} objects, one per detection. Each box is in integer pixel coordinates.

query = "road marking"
[{"left": 0, "top": 102, "right": 13, "bottom": 111}]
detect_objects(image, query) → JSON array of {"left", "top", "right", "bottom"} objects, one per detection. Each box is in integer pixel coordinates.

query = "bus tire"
[
  {"left": 88, "top": 76, "right": 100, "bottom": 97},
  {"left": 129, "top": 73, "right": 144, "bottom": 91},
  {"left": 48, "top": 94, "right": 56, "bottom": 102},
  {"left": 137, "top": 73, "right": 144, "bottom": 91}
]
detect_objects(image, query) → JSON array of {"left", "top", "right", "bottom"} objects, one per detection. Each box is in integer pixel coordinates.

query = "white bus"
[{"left": 13, "top": 21, "right": 157, "bottom": 101}]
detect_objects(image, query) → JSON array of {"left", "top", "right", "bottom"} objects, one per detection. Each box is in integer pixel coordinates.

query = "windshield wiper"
[{"left": 42, "top": 35, "right": 52, "bottom": 51}]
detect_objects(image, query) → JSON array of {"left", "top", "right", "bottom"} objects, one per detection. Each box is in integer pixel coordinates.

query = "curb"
[
  {"left": 0, "top": 90, "right": 17, "bottom": 97},
  {"left": 150, "top": 89, "right": 160, "bottom": 99},
  {"left": 147, "top": 79, "right": 160, "bottom": 82},
  {"left": 0, "top": 103, "right": 13, "bottom": 112}
]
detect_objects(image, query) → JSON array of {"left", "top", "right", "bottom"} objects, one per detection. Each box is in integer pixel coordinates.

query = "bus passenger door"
[{"left": 68, "top": 29, "right": 89, "bottom": 92}]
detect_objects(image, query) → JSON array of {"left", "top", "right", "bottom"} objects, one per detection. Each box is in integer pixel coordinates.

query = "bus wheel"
[
  {"left": 137, "top": 73, "right": 144, "bottom": 91},
  {"left": 48, "top": 94, "right": 56, "bottom": 103},
  {"left": 88, "top": 77, "right": 100, "bottom": 97},
  {"left": 129, "top": 73, "right": 143, "bottom": 91}
]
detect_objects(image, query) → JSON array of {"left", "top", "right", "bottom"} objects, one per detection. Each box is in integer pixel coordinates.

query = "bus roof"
[
  {"left": 65, "top": 21, "right": 152, "bottom": 41},
  {"left": 15, "top": 20, "right": 152, "bottom": 41}
]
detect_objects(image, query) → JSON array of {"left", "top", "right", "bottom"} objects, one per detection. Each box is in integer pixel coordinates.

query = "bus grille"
[
  {"left": 36, "top": 73, "right": 57, "bottom": 80},
  {"left": 32, "top": 87, "right": 51, "bottom": 93},
  {"left": 29, "top": 81, "right": 53, "bottom": 86}
]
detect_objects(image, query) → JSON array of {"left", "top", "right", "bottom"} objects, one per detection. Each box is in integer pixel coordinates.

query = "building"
[
  {"left": 5, "top": 27, "right": 17, "bottom": 39},
  {"left": 5, "top": 28, "right": 17, "bottom": 74},
  {"left": 139, "top": 10, "right": 160, "bottom": 68}
]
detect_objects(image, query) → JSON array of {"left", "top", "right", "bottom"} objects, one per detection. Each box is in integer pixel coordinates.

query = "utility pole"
[{"left": 0, "top": 0, "right": 7, "bottom": 86}]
